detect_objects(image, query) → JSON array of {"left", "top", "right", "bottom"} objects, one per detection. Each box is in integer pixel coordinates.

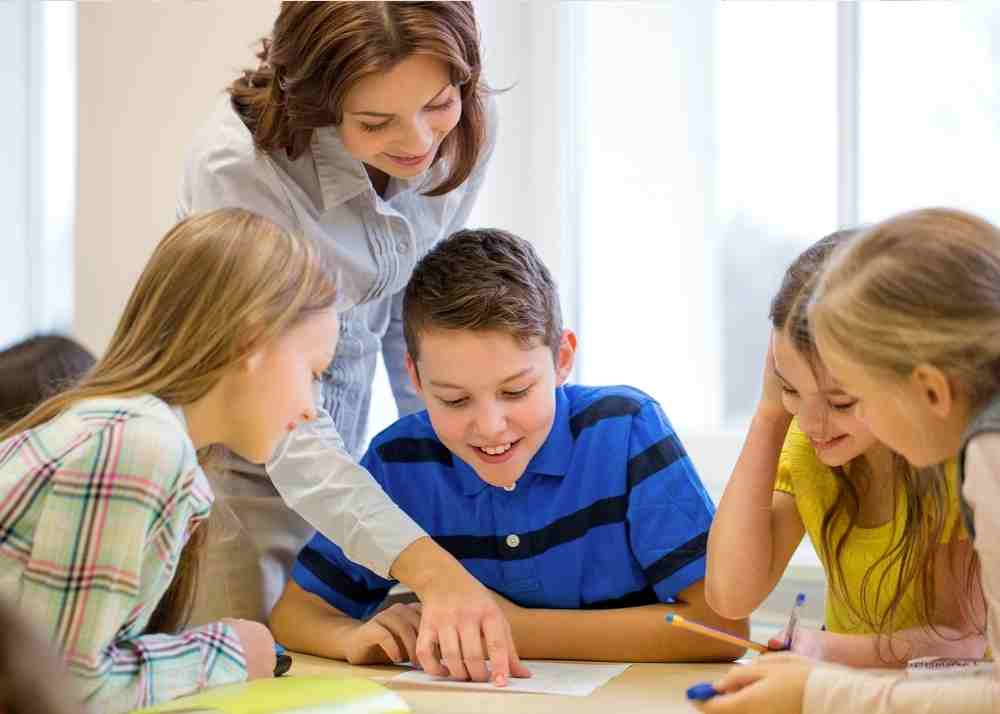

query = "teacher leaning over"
[{"left": 178, "top": 1, "right": 527, "bottom": 685}]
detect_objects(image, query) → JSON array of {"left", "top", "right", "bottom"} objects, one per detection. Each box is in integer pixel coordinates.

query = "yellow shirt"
[{"left": 775, "top": 421, "right": 964, "bottom": 634}]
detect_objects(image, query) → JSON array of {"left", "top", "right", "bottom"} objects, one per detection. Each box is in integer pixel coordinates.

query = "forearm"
[
  {"left": 267, "top": 412, "right": 427, "bottom": 578},
  {"left": 806, "top": 665, "right": 998, "bottom": 714},
  {"left": 820, "top": 626, "right": 987, "bottom": 668},
  {"left": 269, "top": 582, "right": 362, "bottom": 661},
  {"left": 505, "top": 602, "right": 748, "bottom": 663},
  {"left": 706, "top": 408, "right": 792, "bottom": 616},
  {"left": 75, "top": 623, "right": 246, "bottom": 713},
  {"left": 389, "top": 535, "right": 471, "bottom": 596}
]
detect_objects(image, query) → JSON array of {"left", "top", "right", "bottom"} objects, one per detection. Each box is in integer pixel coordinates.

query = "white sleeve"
[
  {"left": 803, "top": 433, "right": 1000, "bottom": 714},
  {"left": 265, "top": 387, "right": 427, "bottom": 578}
]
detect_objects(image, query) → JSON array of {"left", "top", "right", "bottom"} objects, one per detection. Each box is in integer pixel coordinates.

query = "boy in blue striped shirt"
[{"left": 270, "top": 228, "right": 748, "bottom": 667}]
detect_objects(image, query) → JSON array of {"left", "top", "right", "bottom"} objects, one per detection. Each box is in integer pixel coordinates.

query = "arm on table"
[
  {"left": 706, "top": 339, "right": 805, "bottom": 618},
  {"left": 271, "top": 581, "right": 422, "bottom": 666},
  {"left": 497, "top": 580, "right": 748, "bottom": 662}
]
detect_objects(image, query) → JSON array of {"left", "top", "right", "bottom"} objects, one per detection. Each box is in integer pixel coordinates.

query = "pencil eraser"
[
  {"left": 665, "top": 614, "right": 675, "bottom": 624},
  {"left": 686, "top": 683, "right": 719, "bottom": 701}
]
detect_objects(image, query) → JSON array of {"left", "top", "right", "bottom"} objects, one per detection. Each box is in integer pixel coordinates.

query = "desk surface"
[{"left": 289, "top": 653, "right": 732, "bottom": 714}]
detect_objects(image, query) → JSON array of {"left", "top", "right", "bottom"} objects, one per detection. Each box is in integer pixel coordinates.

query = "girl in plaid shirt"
[{"left": 0, "top": 208, "right": 339, "bottom": 713}]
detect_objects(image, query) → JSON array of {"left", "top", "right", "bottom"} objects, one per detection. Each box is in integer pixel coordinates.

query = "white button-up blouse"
[{"left": 177, "top": 94, "right": 497, "bottom": 577}]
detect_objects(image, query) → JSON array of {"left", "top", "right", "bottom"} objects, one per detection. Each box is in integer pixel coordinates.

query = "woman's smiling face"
[{"left": 338, "top": 54, "right": 462, "bottom": 180}]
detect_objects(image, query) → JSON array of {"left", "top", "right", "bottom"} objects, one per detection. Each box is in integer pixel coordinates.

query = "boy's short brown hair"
[{"left": 403, "top": 228, "right": 563, "bottom": 362}]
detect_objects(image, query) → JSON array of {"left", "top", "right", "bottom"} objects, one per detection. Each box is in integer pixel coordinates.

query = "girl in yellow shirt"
[{"left": 706, "top": 229, "right": 985, "bottom": 666}]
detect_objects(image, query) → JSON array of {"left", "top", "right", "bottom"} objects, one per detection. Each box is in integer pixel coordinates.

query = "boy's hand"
[
  {"left": 691, "top": 653, "right": 812, "bottom": 714},
  {"left": 758, "top": 331, "right": 790, "bottom": 421},
  {"left": 343, "top": 603, "right": 423, "bottom": 666}
]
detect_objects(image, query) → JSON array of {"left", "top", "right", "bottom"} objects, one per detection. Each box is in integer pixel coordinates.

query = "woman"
[{"left": 178, "top": 2, "right": 524, "bottom": 684}]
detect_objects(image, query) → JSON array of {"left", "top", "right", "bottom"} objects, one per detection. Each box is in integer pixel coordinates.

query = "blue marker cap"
[
  {"left": 795, "top": 592, "right": 806, "bottom": 606},
  {"left": 687, "top": 683, "right": 719, "bottom": 701}
]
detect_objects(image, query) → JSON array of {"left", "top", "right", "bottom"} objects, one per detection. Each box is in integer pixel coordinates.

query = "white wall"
[
  {"left": 75, "top": 2, "right": 280, "bottom": 353},
  {"left": 74, "top": 2, "right": 560, "bottom": 357}
]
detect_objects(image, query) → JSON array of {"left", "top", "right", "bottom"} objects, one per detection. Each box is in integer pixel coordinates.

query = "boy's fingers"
[
  {"left": 378, "top": 631, "right": 404, "bottom": 664},
  {"left": 379, "top": 610, "right": 419, "bottom": 664}
]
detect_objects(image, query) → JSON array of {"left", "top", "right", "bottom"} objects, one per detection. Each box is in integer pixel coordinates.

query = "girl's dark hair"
[
  {"left": 0, "top": 335, "right": 95, "bottom": 427},
  {"left": 229, "top": 1, "right": 489, "bottom": 197},
  {"left": 771, "top": 228, "right": 982, "bottom": 659}
]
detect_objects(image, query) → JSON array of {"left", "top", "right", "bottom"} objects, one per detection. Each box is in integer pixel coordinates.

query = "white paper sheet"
[{"left": 391, "top": 660, "right": 631, "bottom": 697}]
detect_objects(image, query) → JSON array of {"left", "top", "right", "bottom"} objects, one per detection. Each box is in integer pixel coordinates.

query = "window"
[
  {"left": 570, "top": 1, "right": 1000, "bottom": 568},
  {"left": 572, "top": 1, "right": 1000, "bottom": 464},
  {"left": 0, "top": 1, "right": 77, "bottom": 348},
  {"left": 365, "top": 4, "right": 1000, "bottom": 544}
]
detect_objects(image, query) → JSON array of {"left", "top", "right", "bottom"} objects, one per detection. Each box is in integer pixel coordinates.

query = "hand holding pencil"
[{"left": 665, "top": 593, "right": 808, "bottom": 655}]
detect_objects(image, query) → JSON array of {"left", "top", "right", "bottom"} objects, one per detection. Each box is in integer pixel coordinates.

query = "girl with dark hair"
[
  {"left": 706, "top": 229, "right": 984, "bottom": 666},
  {"left": 0, "top": 335, "right": 95, "bottom": 427}
]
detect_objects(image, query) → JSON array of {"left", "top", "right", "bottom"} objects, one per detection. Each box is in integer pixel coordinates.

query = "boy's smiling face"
[{"left": 406, "top": 328, "right": 576, "bottom": 489}]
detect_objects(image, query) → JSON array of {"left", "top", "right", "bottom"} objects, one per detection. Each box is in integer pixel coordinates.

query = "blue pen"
[
  {"left": 782, "top": 592, "right": 806, "bottom": 651},
  {"left": 687, "top": 682, "right": 719, "bottom": 701}
]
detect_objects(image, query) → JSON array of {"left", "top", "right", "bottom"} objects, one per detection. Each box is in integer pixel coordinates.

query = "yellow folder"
[{"left": 131, "top": 676, "right": 410, "bottom": 714}]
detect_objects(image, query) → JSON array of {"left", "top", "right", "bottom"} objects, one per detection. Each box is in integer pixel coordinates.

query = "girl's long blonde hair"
[
  {"left": 776, "top": 226, "right": 980, "bottom": 658},
  {"left": 811, "top": 208, "right": 1000, "bottom": 412},
  {"left": 0, "top": 208, "right": 338, "bottom": 632},
  {"left": 808, "top": 208, "right": 998, "bottom": 648}
]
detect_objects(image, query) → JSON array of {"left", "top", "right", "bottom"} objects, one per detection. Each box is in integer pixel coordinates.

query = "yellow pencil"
[{"left": 665, "top": 613, "right": 770, "bottom": 653}]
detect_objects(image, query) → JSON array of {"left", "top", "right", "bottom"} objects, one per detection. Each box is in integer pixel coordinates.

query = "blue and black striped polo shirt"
[{"left": 292, "top": 384, "right": 715, "bottom": 620}]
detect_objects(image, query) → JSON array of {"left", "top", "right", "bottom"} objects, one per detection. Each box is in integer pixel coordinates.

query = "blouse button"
[
  {"left": 506, "top": 534, "right": 521, "bottom": 549},
  {"left": 396, "top": 239, "right": 409, "bottom": 254}
]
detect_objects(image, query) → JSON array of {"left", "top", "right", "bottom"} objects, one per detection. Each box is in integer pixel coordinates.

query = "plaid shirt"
[{"left": 0, "top": 395, "right": 246, "bottom": 713}]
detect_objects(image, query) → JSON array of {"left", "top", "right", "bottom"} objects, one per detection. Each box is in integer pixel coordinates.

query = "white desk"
[{"left": 289, "top": 652, "right": 733, "bottom": 714}]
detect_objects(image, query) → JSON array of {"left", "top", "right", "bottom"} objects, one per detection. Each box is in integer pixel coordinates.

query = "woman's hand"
[
  {"left": 691, "top": 653, "right": 814, "bottom": 714},
  {"left": 391, "top": 537, "right": 532, "bottom": 685},
  {"left": 224, "top": 618, "right": 276, "bottom": 680},
  {"left": 415, "top": 573, "right": 532, "bottom": 685},
  {"left": 342, "top": 603, "right": 423, "bottom": 666}
]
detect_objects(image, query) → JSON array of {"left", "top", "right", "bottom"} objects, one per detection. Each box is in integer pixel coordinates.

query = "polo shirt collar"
[{"left": 453, "top": 386, "right": 573, "bottom": 497}]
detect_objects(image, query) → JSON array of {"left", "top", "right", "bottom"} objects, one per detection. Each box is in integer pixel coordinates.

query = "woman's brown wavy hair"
[
  {"left": 772, "top": 229, "right": 982, "bottom": 661},
  {"left": 230, "top": 1, "right": 488, "bottom": 196}
]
